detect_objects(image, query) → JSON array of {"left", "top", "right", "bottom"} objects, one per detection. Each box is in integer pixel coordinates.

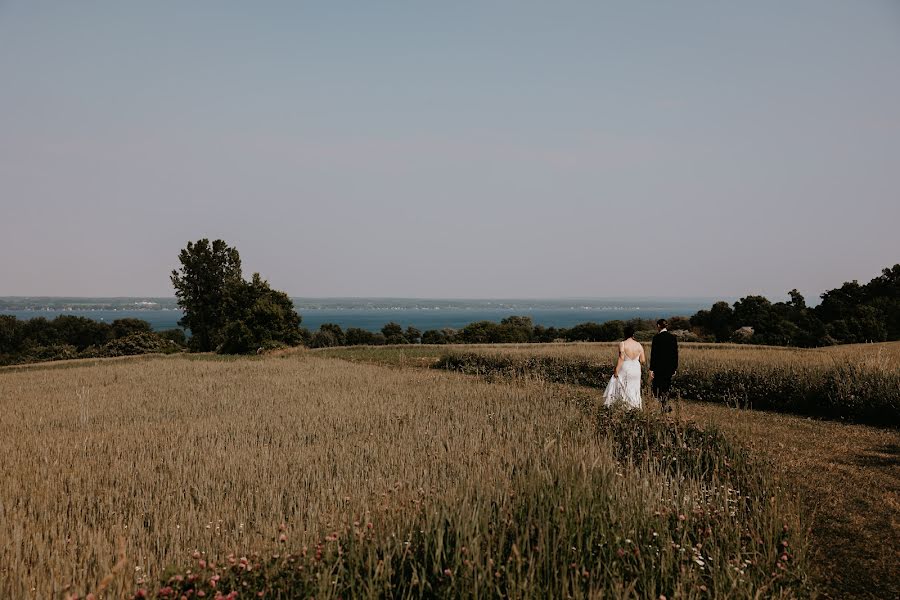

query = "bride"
[{"left": 602, "top": 326, "right": 645, "bottom": 410}]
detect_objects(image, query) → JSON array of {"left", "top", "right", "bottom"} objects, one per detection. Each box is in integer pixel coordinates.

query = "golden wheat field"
[
  {"left": 0, "top": 351, "right": 809, "bottom": 599},
  {"left": 444, "top": 340, "right": 900, "bottom": 371},
  {"left": 0, "top": 353, "right": 572, "bottom": 597},
  {"left": 317, "top": 340, "right": 900, "bottom": 371}
]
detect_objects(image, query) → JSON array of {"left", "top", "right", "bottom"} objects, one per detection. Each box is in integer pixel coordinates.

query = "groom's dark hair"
[
  {"left": 657, "top": 319, "right": 668, "bottom": 328},
  {"left": 624, "top": 325, "right": 635, "bottom": 339}
]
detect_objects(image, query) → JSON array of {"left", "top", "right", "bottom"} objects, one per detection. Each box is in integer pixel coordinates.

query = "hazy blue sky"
[{"left": 1, "top": 1, "right": 898, "bottom": 299}]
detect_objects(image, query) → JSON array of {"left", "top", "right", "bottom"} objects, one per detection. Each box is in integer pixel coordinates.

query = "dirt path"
[{"left": 658, "top": 399, "right": 899, "bottom": 599}]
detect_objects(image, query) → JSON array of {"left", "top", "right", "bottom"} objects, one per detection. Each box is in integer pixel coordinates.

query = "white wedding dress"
[{"left": 602, "top": 350, "right": 642, "bottom": 410}]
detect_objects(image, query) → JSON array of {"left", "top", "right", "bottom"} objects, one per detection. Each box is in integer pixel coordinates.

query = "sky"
[{"left": 1, "top": 1, "right": 898, "bottom": 300}]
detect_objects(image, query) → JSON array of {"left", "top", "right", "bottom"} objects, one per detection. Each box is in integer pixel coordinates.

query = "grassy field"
[
  {"left": 319, "top": 341, "right": 900, "bottom": 425},
  {"left": 0, "top": 351, "right": 809, "bottom": 598},
  {"left": 316, "top": 340, "right": 900, "bottom": 369},
  {"left": 319, "top": 341, "right": 900, "bottom": 598}
]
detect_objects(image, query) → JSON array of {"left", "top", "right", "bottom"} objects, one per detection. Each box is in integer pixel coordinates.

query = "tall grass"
[
  {"left": 435, "top": 342, "right": 900, "bottom": 426},
  {"left": 0, "top": 352, "right": 809, "bottom": 598}
]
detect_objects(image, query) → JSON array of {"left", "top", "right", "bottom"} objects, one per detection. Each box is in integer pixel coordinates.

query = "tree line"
[
  {"left": 0, "top": 315, "right": 186, "bottom": 365},
  {"left": 1, "top": 238, "right": 896, "bottom": 365},
  {"left": 689, "top": 264, "right": 899, "bottom": 346},
  {"left": 304, "top": 264, "right": 899, "bottom": 348}
]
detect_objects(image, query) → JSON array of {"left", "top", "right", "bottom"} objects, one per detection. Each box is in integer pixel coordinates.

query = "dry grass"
[
  {"left": 321, "top": 341, "right": 900, "bottom": 425},
  {"left": 673, "top": 400, "right": 900, "bottom": 599},
  {"left": 319, "top": 341, "right": 900, "bottom": 598},
  {"left": 0, "top": 352, "right": 806, "bottom": 598},
  {"left": 316, "top": 340, "right": 900, "bottom": 370}
]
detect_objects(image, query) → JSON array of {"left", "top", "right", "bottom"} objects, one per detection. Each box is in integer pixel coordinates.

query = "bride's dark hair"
[{"left": 623, "top": 325, "right": 635, "bottom": 340}]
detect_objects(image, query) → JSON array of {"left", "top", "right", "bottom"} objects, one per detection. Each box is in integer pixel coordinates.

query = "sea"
[{"left": 0, "top": 298, "right": 717, "bottom": 333}]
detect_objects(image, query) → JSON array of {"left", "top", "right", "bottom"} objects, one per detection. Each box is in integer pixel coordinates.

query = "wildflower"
[{"left": 443, "top": 568, "right": 453, "bottom": 577}]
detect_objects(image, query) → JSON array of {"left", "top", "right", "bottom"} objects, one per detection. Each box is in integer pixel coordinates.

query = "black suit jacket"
[{"left": 650, "top": 330, "right": 678, "bottom": 375}]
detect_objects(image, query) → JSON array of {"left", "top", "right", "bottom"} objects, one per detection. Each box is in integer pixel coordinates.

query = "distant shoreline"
[
  {"left": 0, "top": 301, "right": 714, "bottom": 333},
  {"left": 0, "top": 296, "right": 733, "bottom": 313}
]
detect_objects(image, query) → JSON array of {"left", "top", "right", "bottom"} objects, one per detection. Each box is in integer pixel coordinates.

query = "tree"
[
  {"left": 158, "top": 328, "right": 188, "bottom": 347},
  {"left": 345, "top": 327, "right": 376, "bottom": 346},
  {"left": 787, "top": 289, "right": 806, "bottom": 310},
  {"left": 381, "top": 322, "right": 406, "bottom": 344},
  {"left": 21, "top": 317, "right": 59, "bottom": 348},
  {"left": 52, "top": 315, "right": 111, "bottom": 350},
  {"left": 218, "top": 273, "right": 303, "bottom": 353},
  {"left": 111, "top": 318, "right": 152, "bottom": 339},
  {"left": 564, "top": 321, "right": 625, "bottom": 342},
  {"left": 309, "top": 329, "right": 339, "bottom": 348},
  {"left": 0, "top": 315, "right": 23, "bottom": 354},
  {"left": 405, "top": 326, "right": 422, "bottom": 344},
  {"left": 532, "top": 325, "right": 561, "bottom": 343},
  {"left": 691, "top": 301, "right": 735, "bottom": 342},
  {"left": 422, "top": 329, "right": 447, "bottom": 344},
  {"left": 318, "top": 323, "right": 346, "bottom": 346},
  {"left": 668, "top": 316, "right": 692, "bottom": 331},
  {"left": 171, "top": 239, "right": 243, "bottom": 351},
  {"left": 458, "top": 321, "right": 500, "bottom": 344},
  {"left": 498, "top": 316, "right": 533, "bottom": 343}
]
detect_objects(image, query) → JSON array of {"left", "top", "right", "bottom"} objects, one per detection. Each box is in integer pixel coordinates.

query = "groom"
[{"left": 649, "top": 319, "right": 678, "bottom": 412}]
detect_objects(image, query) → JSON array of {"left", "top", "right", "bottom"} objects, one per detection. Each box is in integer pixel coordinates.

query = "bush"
[
  {"left": 158, "top": 328, "right": 188, "bottom": 347},
  {"left": 217, "top": 320, "right": 256, "bottom": 354},
  {"left": 101, "top": 332, "right": 171, "bottom": 357},
  {"left": 110, "top": 318, "right": 152, "bottom": 339},
  {"left": 309, "top": 329, "right": 340, "bottom": 348},
  {"left": 24, "top": 344, "right": 79, "bottom": 362}
]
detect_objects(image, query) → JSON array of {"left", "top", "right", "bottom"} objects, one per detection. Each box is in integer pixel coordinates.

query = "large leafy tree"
[
  {"left": 218, "top": 273, "right": 303, "bottom": 354},
  {"left": 171, "top": 239, "right": 243, "bottom": 351}
]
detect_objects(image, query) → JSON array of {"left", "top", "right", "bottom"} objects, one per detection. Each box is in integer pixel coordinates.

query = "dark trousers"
[{"left": 652, "top": 372, "right": 674, "bottom": 400}]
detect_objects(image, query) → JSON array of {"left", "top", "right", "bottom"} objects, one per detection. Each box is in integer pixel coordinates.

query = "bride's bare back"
[{"left": 620, "top": 339, "right": 645, "bottom": 363}]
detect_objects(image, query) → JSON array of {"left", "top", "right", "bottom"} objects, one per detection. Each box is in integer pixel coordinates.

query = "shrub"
[
  {"left": 110, "top": 318, "right": 153, "bottom": 339},
  {"left": 157, "top": 328, "right": 188, "bottom": 347},
  {"left": 24, "top": 344, "right": 79, "bottom": 362},
  {"left": 101, "top": 332, "right": 170, "bottom": 357}
]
